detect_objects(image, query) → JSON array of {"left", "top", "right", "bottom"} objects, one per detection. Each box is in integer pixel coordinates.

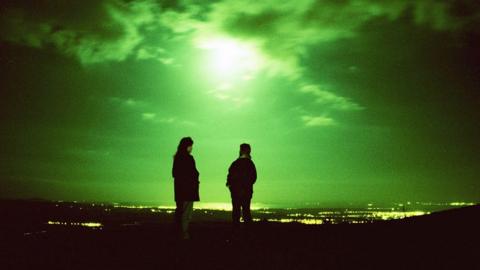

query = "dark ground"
[{"left": 0, "top": 202, "right": 479, "bottom": 270}]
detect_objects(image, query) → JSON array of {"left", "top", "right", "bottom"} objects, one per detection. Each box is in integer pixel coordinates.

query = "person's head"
[
  {"left": 176, "top": 137, "right": 194, "bottom": 156},
  {"left": 239, "top": 143, "right": 251, "bottom": 158}
]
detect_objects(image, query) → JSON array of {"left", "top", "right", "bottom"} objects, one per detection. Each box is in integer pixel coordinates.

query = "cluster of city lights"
[
  {"left": 47, "top": 221, "right": 102, "bottom": 228},
  {"left": 47, "top": 200, "right": 477, "bottom": 227}
]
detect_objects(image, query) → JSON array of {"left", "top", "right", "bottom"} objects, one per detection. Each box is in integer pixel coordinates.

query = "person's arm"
[
  {"left": 226, "top": 162, "right": 234, "bottom": 187},
  {"left": 251, "top": 161, "right": 257, "bottom": 184},
  {"left": 191, "top": 156, "right": 200, "bottom": 182},
  {"left": 172, "top": 157, "right": 178, "bottom": 179}
]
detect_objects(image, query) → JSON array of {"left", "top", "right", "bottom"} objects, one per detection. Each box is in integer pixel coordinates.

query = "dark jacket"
[
  {"left": 227, "top": 157, "right": 257, "bottom": 194},
  {"left": 172, "top": 153, "right": 200, "bottom": 201}
]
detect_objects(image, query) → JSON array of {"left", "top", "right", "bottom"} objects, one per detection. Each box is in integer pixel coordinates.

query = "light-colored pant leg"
[{"left": 181, "top": 201, "right": 194, "bottom": 234}]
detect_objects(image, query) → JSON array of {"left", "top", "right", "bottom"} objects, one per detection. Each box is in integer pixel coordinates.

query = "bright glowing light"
[
  {"left": 47, "top": 221, "right": 103, "bottom": 228},
  {"left": 197, "top": 37, "right": 264, "bottom": 82},
  {"left": 266, "top": 218, "right": 324, "bottom": 225},
  {"left": 371, "top": 211, "right": 428, "bottom": 220},
  {"left": 449, "top": 202, "right": 475, "bottom": 206}
]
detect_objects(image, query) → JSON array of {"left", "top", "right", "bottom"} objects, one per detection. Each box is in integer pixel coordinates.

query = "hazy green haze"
[{"left": 1, "top": 0, "right": 479, "bottom": 206}]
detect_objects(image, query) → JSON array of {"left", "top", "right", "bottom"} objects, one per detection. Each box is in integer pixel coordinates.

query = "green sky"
[{"left": 1, "top": 0, "right": 479, "bottom": 206}]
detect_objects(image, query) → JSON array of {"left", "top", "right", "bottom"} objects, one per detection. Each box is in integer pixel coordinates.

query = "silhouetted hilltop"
[
  {"left": 402, "top": 203, "right": 480, "bottom": 224},
  {"left": 0, "top": 201, "right": 478, "bottom": 269}
]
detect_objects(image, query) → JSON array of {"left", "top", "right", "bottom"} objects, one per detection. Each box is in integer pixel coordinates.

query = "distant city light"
[
  {"left": 47, "top": 221, "right": 103, "bottom": 228},
  {"left": 449, "top": 202, "right": 475, "bottom": 206},
  {"left": 37, "top": 201, "right": 476, "bottom": 228}
]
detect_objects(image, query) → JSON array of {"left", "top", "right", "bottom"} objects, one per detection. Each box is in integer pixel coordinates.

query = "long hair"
[
  {"left": 239, "top": 143, "right": 251, "bottom": 159},
  {"left": 175, "top": 137, "right": 193, "bottom": 158}
]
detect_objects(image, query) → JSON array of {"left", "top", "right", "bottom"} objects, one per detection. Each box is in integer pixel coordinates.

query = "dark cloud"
[
  {"left": 2, "top": 0, "right": 479, "bottom": 66},
  {"left": 0, "top": 0, "right": 159, "bottom": 64}
]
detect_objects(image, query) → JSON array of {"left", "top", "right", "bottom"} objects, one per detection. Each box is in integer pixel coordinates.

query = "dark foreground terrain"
[{"left": 0, "top": 203, "right": 479, "bottom": 270}]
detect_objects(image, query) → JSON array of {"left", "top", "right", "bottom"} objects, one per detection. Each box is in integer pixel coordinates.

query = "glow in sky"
[
  {"left": 0, "top": 0, "right": 479, "bottom": 207},
  {"left": 197, "top": 36, "right": 264, "bottom": 81}
]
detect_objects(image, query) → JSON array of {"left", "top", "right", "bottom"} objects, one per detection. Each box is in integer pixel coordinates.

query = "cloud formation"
[
  {"left": 2, "top": 0, "right": 478, "bottom": 125},
  {"left": 0, "top": 0, "right": 158, "bottom": 64},
  {"left": 301, "top": 115, "right": 335, "bottom": 127},
  {"left": 109, "top": 97, "right": 147, "bottom": 108},
  {"left": 300, "top": 84, "right": 363, "bottom": 111},
  {"left": 141, "top": 113, "right": 176, "bottom": 124},
  {"left": 2, "top": 0, "right": 478, "bottom": 67},
  {"left": 194, "top": 0, "right": 480, "bottom": 78}
]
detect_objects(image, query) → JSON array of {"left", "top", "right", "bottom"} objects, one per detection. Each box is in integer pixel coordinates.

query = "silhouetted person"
[
  {"left": 172, "top": 137, "right": 199, "bottom": 239},
  {"left": 226, "top": 143, "right": 257, "bottom": 227}
]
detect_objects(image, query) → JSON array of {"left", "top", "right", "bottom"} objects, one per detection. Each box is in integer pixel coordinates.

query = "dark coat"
[
  {"left": 172, "top": 154, "right": 200, "bottom": 202},
  {"left": 227, "top": 157, "right": 257, "bottom": 195}
]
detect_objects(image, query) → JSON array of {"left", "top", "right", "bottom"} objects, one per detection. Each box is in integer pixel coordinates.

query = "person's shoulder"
[
  {"left": 175, "top": 153, "right": 192, "bottom": 161},
  {"left": 230, "top": 158, "right": 242, "bottom": 166},
  {"left": 238, "top": 158, "right": 255, "bottom": 165}
]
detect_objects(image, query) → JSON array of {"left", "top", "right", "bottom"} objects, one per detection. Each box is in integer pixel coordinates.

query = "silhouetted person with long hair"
[
  {"left": 227, "top": 143, "right": 257, "bottom": 228},
  {"left": 172, "top": 137, "right": 199, "bottom": 239}
]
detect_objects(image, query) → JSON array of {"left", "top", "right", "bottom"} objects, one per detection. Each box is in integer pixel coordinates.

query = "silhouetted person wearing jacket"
[
  {"left": 172, "top": 137, "right": 199, "bottom": 239},
  {"left": 227, "top": 143, "right": 257, "bottom": 227}
]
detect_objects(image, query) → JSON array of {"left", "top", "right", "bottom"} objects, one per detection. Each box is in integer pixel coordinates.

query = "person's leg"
[
  {"left": 175, "top": 201, "right": 183, "bottom": 229},
  {"left": 181, "top": 201, "right": 193, "bottom": 239},
  {"left": 241, "top": 195, "right": 252, "bottom": 224},
  {"left": 231, "top": 191, "right": 241, "bottom": 226}
]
